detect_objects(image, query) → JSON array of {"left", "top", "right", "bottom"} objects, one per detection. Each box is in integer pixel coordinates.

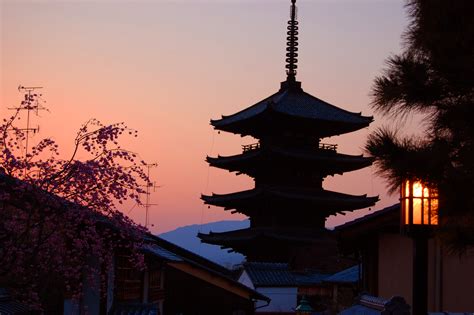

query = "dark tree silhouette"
[{"left": 366, "top": 0, "right": 474, "bottom": 250}]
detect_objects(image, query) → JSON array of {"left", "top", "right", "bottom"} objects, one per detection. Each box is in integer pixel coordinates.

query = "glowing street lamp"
[
  {"left": 400, "top": 179, "right": 439, "bottom": 315},
  {"left": 401, "top": 180, "right": 439, "bottom": 230}
]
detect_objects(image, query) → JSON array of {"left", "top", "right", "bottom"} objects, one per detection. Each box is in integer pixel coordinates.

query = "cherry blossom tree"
[{"left": 0, "top": 91, "right": 150, "bottom": 311}]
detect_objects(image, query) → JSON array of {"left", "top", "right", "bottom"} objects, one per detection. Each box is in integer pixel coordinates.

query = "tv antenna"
[
  {"left": 141, "top": 162, "right": 159, "bottom": 228},
  {"left": 8, "top": 85, "right": 48, "bottom": 174}
]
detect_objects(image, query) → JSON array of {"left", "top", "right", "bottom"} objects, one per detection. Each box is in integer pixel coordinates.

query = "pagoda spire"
[
  {"left": 199, "top": 0, "right": 377, "bottom": 269},
  {"left": 285, "top": 0, "right": 299, "bottom": 83}
]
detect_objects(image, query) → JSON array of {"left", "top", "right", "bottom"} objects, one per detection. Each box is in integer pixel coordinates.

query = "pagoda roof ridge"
[
  {"left": 207, "top": 145, "right": 373, "bottom": 162},
  {"left": 206, "top": 149, "right": 261, "bottom": 160},
  {"left": 206, "top": 146, "right": 374, "bottom": 177},
  {"left": 211, "top": 87, "right": 373, "bottom": 132},
  {"left": 202, "top": 186, "right": 377, "bottom": 200},
  {"left": 198, "top": 227, "right": 336, "bottom": 245},
  {"left": 201, "top": 187, "right": 379, "bottom": 214}
]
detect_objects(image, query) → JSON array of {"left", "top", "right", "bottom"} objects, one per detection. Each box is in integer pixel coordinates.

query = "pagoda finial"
[{"left": 285, "top": 0, "right": 299, "bottom": 82}]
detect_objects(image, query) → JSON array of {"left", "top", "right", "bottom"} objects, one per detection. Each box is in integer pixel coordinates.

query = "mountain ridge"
[{"left": 159, "top": 219, "right": 249, "bottom": 268}]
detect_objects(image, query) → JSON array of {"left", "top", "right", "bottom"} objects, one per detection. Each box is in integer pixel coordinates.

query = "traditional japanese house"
[
  {"left": 108, "top": 235, "right": 270, "bottom": 315},
  {"left": 0, "top": 173, "right": 269, "bottom": 315},
  {"left": 337, "top": 203, "right": 474, "bottom": 312},
  {"left": 198, "top": 0, "right": 378, "bottom": 271}
]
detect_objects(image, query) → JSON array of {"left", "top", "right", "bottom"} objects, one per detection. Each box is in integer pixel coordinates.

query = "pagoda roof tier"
[
  {"left": 198, "top": 227, "right": 335, "bottom": 248},
  {"left": 202, "top": 187, "right": 379, "bottom": 215},
  {"left": 207, "top": 145, "right": 374, "bottom": 177},
  {"left": 211, "top": 85, "right": 373, "bottom": 138}
]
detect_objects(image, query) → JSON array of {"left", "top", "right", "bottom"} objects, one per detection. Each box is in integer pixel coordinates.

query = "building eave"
[
  {"left": 210, "top": 87, "right": 373, "bottom": 138},
  {"left": 202, "top": 187, "right": 379, "bottom": 214}
]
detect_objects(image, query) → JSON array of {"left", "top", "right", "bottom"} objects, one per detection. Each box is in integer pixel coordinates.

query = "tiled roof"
[
  {"left": 144, "top": 235, "right": 271, "bottom": 303},
  {"left": 202, "top": 187, "right": 378, "bottom": 213},
  {"left": 209, "top": 146, "right": 372, "bottom": 165},
  {"left": 324, "top": 265, "right": 360, "bottom": 284},
  {"left": 199, "top": 227, "right": 335, "bottom": 246},
  {"left": 213, "top": 89, "right": 372, "bottom": 128},
  {"left": 293, "top": 271, "right": 330, "bottom": 286},
  {"left": 109, "top": 303, "right": 159, "bottom": 315},
  {"left": 0, "top": 289, "right": 29, "bottom": 315},
  {"left": 339, "top": 304, "right": 381, "bottom": 315},
  {"left": 243, "top": 263, "right": 358, "bottom": 287},
  {"left": 207, "top": 146, "right": 373, "bottom": 176},
  {"left": 142, "top": 243, "right": 183, "bottom": 262},
  {"left": 244, "top": 262, "right": 297, "bottom": 287},
  {"left": 340, "top": 295, "right": 410, "bottom": 315}
]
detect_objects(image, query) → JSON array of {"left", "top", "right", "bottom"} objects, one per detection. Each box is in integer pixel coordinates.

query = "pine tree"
[{"left": 366, "top": 0, "right": 474, "bottom": 250}]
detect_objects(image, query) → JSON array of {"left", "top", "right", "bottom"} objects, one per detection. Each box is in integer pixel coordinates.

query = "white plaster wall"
[
  {"left": 237, "top": 270, "right": 255, "bottom": 290},
  {"left": 255, "top": 287, "right": 297, "bottom": 312}
]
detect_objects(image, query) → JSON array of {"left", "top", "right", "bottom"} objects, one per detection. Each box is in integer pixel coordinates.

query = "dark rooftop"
[
  {"left": 142, "top": 243, "right": 183, "bottom": 262},
  {"left": 207, "top": 145, "right": 374, "bottom": 176},
  {"left": 242, "top": 263, "right": 358, "bottom": 287},
  {"left": 293, "top": 271, "right": 330, "bottom": 286},
  {"left": 213, "top": 89, "right": 372, "bottom": 129},
  {"left": 335, "top": 203, "right": 400, "bottom": 231},
  {"left": 199, "top": 227, "right": 335, "bottom": 246},
  {"left": 202, "top": 187, "right": 379, "bottom": 214},
  {"left": 244, "top": 262, "right": 297, "bottom": 287},
  {"left": 324, "top": 265, "right": 360, "bottom": 284}
]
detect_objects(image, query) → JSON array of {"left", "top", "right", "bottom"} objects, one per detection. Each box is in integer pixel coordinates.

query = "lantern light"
[{"left": 401, "top": 179, "right": 438, "bottom": 230}]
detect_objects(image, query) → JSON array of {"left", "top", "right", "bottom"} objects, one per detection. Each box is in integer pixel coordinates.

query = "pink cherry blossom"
[{"left": 0, "top": 92, "right": 148, "bottom": 311}]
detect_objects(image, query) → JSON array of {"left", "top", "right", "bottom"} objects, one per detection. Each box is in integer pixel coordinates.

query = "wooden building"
[
  {"left": 337, "top": 204, "right": 474, "bottom": 312},
  {"left": 198, "top": 0, "right": 377, "bottom": 271},
  {"left": 0, "top": 173, "right": 269, "bottom": 315},
  {"left": 63, "top": 233, "right": 271, "bottom": 315}
]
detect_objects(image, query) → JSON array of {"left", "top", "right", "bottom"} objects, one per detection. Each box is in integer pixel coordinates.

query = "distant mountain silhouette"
[{"left": 159, "top": 220, "right": 249, "bottom": 268}]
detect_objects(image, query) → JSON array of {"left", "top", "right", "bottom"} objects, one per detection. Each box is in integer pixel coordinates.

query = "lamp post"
[{"left": 400, "top": 180, "right": 439, "bottom": 315}]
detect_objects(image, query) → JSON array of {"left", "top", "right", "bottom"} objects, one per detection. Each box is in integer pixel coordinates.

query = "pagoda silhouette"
[{"left": 198, "top": 0, "right": 378, "bottom": 271}]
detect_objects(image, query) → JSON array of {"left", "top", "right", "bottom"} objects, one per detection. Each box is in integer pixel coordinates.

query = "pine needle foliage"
[{"left": 366, "top": 0, "right": 474, "bottom": 250}]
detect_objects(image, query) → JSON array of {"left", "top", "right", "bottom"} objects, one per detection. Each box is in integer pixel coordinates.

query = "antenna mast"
[
  {"left": 142, "top": 162, "right": 159, "bottom": 228},
  {"left": 8, "top": 85, "right": 48, "bottom": 176}
]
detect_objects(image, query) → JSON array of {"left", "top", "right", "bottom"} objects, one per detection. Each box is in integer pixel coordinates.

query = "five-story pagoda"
[{"left": 198, "top": 0, "right": 378, "bottom": 269}]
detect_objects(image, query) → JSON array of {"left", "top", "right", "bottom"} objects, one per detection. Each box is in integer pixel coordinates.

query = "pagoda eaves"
[
  {"left": 207, "top": 145, "right": 374, "bottom": 177},
  {"left": 211, "top": 87, "right": 373, "bottom": 138},
  {"left": 198, "top": 227, "right": 334, "bottom": 247},
  {"left": 202, "top": 187, "right": 378, "bottom": 215},
  {"left": 198, "top": 227, "right": 343, "bottom": 272}
]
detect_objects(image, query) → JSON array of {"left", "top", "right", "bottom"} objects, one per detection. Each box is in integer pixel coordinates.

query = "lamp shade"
[{"left": 401, "top": 180, "right": 438, "bottom": 228}]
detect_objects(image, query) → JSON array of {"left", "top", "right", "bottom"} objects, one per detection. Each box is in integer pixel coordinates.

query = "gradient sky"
[{"left": 1, "top": 0, "right": 411, "bottom": 233}]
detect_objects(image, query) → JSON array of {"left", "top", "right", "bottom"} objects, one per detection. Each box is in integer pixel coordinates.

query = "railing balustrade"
[
  {"left": 319, "top": 143, "right": 337, "bottom": 151},
  {"left": 242, "top": 143, "right": 260, "bottom": 152}
]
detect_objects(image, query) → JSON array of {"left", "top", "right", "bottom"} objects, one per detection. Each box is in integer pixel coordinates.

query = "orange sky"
[{"left": 1, "top": 0, "right": 410, "bottom": 233}]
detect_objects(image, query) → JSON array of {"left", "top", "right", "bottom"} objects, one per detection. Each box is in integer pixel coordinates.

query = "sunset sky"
[{"left": 1, "top": 0, "right": 411, "bottom": 233}]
